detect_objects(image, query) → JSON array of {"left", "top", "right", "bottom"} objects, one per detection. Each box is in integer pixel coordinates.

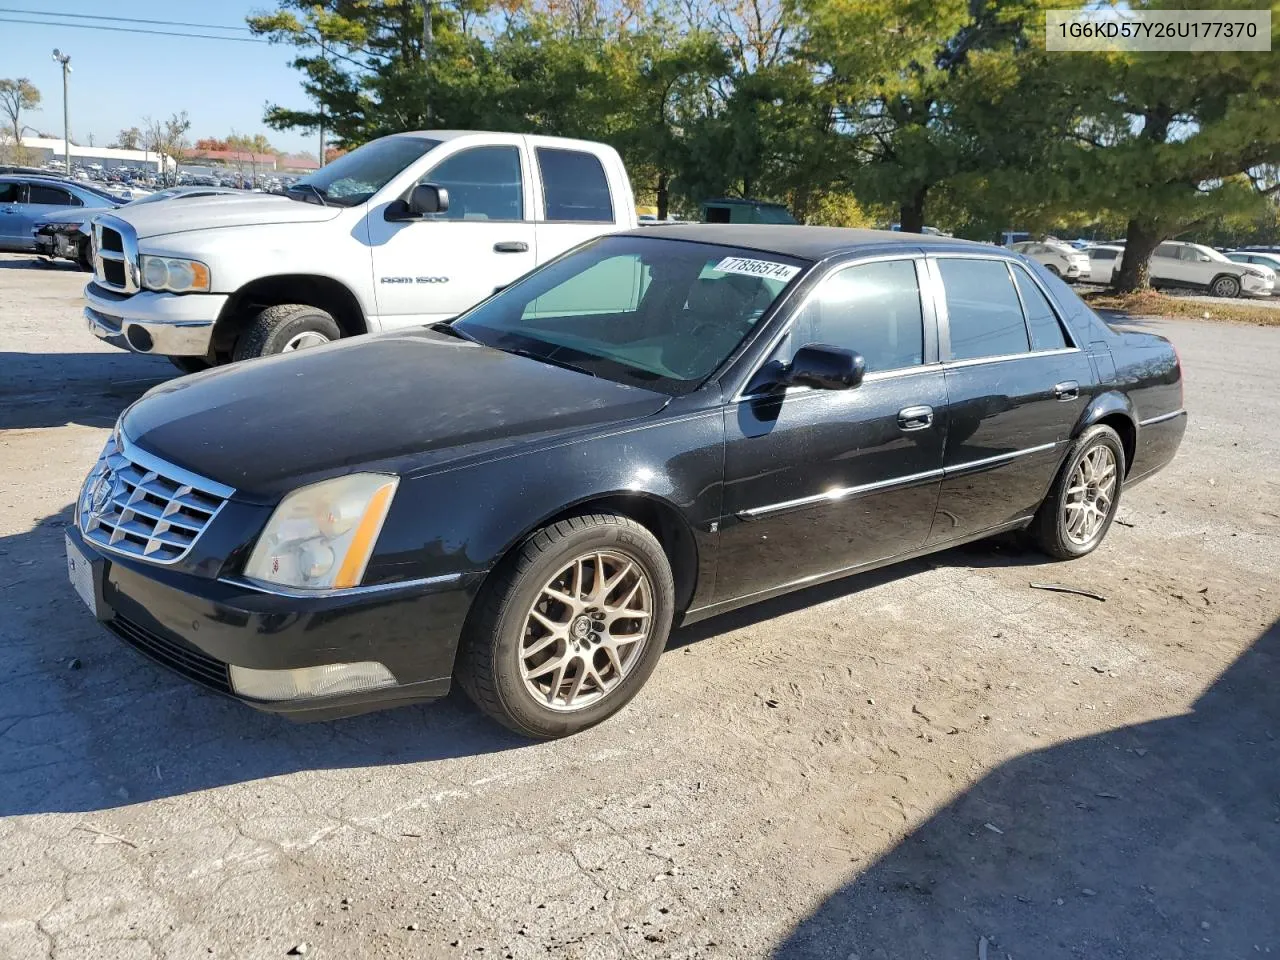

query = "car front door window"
[{"left": 422, "top": 146, "right": 524, "bottom": 222}]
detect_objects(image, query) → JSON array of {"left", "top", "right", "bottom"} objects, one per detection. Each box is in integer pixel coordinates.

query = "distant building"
[
  {"left": 278, "top": 154, "right": 320, "bottom": 174},
  {"left": 18, "top": 135, "right": 174, "bottom": 173}
]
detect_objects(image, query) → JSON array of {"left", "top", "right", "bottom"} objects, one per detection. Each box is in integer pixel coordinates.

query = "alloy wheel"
[
  {"left": 1063, "top": 445, "right": 1117, "bottom": 545},
  {"left": 519, "top": 550, "right": 653, "bottom": 712},
  {"left": 282, "top": 331, "right": 330, "bottom": 352}
]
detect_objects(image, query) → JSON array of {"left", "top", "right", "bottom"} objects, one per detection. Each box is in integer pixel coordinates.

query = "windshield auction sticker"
[
  {"left": 1046, "top": 9, "right": 1270, "bottom": 51},
  {"left": 714, "top": 257, "right": 802, "bottom": 281}
]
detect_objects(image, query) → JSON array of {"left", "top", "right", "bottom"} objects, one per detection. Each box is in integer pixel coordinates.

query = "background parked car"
[
  {"left": 1151, "top": 241, "right": 1274, "bottom": 298},
  {"left": 0, "top": 174, "right": 119, "bottom": 256},
  {"left": 1226, "top": 250, "right": 1280, "bottom": 291},
  {"left": 1084, "top": 241, "right": 1277, "bottom": 297},
  {"left": 1008, "top": 239, "right": 1091, "bottom": 281},
  {"left": 33, "top": 186, "right": 238, "bottom": 270}
]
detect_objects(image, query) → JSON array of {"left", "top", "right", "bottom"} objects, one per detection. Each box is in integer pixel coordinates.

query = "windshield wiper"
[
  {"left": 499, "top": 344, "right": 598, "bottom": 379},
  {"left": 286, "top": 183, "right": 329, "bottom": 207},
  {"left": 429, "top": 321, "right": 481, "bottom": 344}
]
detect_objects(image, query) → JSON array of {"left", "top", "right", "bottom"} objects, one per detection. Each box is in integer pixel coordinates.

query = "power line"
[
  {"left": 0, "top": 17, "right": 270, "bottom": 43},
  {"left": 0, "top": 6, "right": 255, "bottom": 32}
]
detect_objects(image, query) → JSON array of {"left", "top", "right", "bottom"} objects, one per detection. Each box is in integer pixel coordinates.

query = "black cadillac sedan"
[{"left": 66, "top": 226, "right": 1186, "bottom": 738}]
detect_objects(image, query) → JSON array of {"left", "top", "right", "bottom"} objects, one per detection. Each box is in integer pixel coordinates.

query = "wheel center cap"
[{"left": 570, "top": 616, "right": 593, "bottom": 641}]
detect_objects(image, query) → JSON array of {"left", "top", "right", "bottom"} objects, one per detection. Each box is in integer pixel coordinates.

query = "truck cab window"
[
  {"left": 536, "top": 148, "right": 614, "bottom": 223},
  {"left": 422, "top": 146, "right": 524, "bottom": 222}
]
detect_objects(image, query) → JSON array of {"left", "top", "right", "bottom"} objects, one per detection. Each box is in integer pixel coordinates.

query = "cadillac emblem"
[{"left": 88, "top": 467, "right": 118, "bottom": 521}]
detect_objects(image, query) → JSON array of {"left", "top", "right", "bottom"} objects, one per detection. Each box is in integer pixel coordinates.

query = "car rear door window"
[
  {"left": 937, "top": 258, "right": 1030, "bottom": 361},
  {"left": 423, "top": 146, "right": 524, "bottom": 221},
  {"left": 27, "top": 184, "right": 74, "bottom": 205},
  {"left": 1012, "top": 265, "right": 1068, "bottom": 351},
  {"left": 536, "top": 148, "right": 614, "bottom": 223},
  {"left": 782, "top": 259, "right": 924, "bottom": 373},
  {"left": 1155, "top": 243, "right": 1179, "bottom": 259}
]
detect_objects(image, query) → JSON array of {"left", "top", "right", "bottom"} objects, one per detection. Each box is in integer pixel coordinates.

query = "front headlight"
[
  {"left": 243, "top": 473, "right": 399, "bottom": 590},
  {"left": 140, "top": 255, "right": 211, "bottom": 293}
]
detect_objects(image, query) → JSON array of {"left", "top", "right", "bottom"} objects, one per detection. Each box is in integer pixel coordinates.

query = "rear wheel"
[
  {"left": 1045, "top": 263, "right": 1062, "bottom": 277},
  {"left": 232, "top": 303, "right": 341, "bottom": 362},
  {"left": 1029, "top": 424, "right": 1125, "bottom": 560},
  {"left": 1210, "top": 275, "right": 1242, "bottom": 298},
  {"left": 456, "top": 513, "right": 675, "bottom": 738},
  {"left": 76, "top": 238, "right": 93, "bottom": 272}
]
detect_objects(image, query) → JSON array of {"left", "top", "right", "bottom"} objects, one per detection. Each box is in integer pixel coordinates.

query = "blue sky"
[{"left": 4, "top": 2, "right": 317, "bottom": 155}]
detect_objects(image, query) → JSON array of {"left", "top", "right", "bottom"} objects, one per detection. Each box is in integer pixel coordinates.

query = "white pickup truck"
[{"left": 83, "top": 131, "right": 637, "bottom": 369}]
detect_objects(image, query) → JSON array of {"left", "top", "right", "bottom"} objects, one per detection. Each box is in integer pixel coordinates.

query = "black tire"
[
  {"left": 168, "top": 356, "right": 211, "bottom": 375},
  {"left": 76, "top": 238, "right": 93, "bottom": 272},
  {"left": 456, "top": 513, "right": 675, "bottom": 739},
  {"left": 1029, "top": 424, "right": 1125, "bottom": 560},
  {"left": 1045, "top": 263, "right": 1062, "bottom": 277},
  {"left": 1209, "top": 274, "right": 1241, "bottom": 298},
  {"left": 231, "top": 303, "right": 341, "bottom": 362}
]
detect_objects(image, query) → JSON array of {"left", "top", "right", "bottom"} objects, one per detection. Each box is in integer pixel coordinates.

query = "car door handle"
[
  {"left": 1053, "top": 380, "right": 1080, "bottom": 401},
  {"left": 898, "top": 405, "right": 934, "bottom": 431},
  {"left": 494, "top": 241, "right": 528, "bottom": 253}
]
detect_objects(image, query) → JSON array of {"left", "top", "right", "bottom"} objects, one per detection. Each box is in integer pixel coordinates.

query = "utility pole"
[
  {"left": 422, "top": 0, "right": 433, "bottom": 124},
  {"left": 318, "top": 37, "right": 326, "bottom": 167},
  {"left": 52, "top": 49, "right": 72, "bottom": 175}
]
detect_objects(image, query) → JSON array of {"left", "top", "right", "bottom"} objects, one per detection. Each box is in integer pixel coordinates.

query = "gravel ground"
[{"left": 1, "top": 252, "right": 1277, "bottom": 960}]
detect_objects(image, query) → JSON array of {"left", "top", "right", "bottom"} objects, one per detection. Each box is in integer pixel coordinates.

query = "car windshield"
[
  {"left": 1194, "top": 244, "right": 1229, "bottom": 262},
  {"left": 286, "top": 136, "right": 440, "bottom": 207},
  {"left": 451, "top": 235, "right": 808, "bottom": 395}
]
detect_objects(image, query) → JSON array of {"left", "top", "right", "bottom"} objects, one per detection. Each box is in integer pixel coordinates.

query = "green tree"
[
  {"left": 804, "top": 0, "right": 1058, "bottom": 232},
  {"left": 0, "top": 77, "right": 41, "bottom": 161},
  {"left": 111, "top": 126, "right": 143, "bottom": 150},
  {"left": 1047, "top": 4, "right": 1280, "bottom": 291}
]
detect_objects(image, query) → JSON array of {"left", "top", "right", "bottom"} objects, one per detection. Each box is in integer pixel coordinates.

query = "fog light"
[
  {"left": 229, "top": 661, "right": 397, "bottom": 701},
  {"left": 126, "top": 324, "right": 154, "bottom": 351}
]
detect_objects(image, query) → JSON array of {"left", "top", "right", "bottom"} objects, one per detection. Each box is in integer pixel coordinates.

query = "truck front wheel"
[{"left": 232, "top": 304, "right": 342, "bottom": 362}]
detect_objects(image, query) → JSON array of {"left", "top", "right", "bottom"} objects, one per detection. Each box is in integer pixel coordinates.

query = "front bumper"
[
  {"left": 1242, "top": 275, "right": 1275, "bottom": 297},
  {"left": 68, "top": 525, "right": 482, "bottom": 721},
  {"left": 84, "top": 280, "right": 227, "bottom": 357}
]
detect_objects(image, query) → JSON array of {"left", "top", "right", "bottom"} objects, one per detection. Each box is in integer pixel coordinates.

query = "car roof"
[{"left": 617, "top": 223, "right": 989, "bottom": 260}]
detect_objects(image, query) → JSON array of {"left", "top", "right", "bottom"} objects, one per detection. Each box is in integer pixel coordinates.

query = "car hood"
[
  {"left": 121, "top": 329, "right": 671, "bottom": 500},
  {"left": 34, "top": 204, "right": 114, "bottom": 227},
  {"left": 114, "top": 192, "right": 343, "bottom": 238}
]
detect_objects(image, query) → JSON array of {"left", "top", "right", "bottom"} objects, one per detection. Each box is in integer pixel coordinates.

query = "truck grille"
[
  {"left": 91, "top": 215, "right": 139, "bottom": 293},
  {"left": 78, "top": 430, "right": 234, "bottom": 564}
]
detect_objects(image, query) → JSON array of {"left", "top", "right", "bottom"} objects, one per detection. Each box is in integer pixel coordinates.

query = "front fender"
[{"left": 361, "top": 410, "right": 725, "bottom": 597}]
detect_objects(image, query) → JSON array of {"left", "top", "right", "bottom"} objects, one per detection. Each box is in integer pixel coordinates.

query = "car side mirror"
[
  {"left": 1198, "top": 254, "right": 1212, "bottom": 262},
  {"left": 783, "top": 344, "right": 865, "bottom": 391}
]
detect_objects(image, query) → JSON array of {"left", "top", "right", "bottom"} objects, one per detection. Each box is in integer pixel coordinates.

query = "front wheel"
[
  {"left": 456, "top": 513, "right": 675, "bottom": 738},
  {"left": 76, "top": 238, "right": 93, "bottom": 272},
  {"left": 232, "top": 303, "right": 341, "bottom": 362},
  {"left": 1029, "top": 424, "right": 1125, "bottom": 560},
  {"left": 1210, "top": 275, "right": 1242, "bottom": 298}
]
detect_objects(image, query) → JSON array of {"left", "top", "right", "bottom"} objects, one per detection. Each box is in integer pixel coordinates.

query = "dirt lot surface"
[{"left": 2, "top": 252, "right": 1277, "bottom": 960}]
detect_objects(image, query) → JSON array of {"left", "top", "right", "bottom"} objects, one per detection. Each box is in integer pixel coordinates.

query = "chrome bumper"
[{"left": 83, "top": 282, "right": 226, "bottom": 357}]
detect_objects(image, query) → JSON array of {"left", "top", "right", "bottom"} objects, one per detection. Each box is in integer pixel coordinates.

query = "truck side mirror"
[
  {"left": 411, "top": 183, "right": 449, "bottom": 215},
  {"left": 385, "top": 183, "right": 450, "bottom": 222}
]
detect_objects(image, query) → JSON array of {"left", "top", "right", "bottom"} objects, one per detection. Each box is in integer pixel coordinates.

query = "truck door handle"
[
  {"left": 898, "top": 405, "right": 934, "bottom": 431},
  {"left": 494, "top": 241, "right": 528, "bottom": 253},
  {"left": 1053, "top": 380, "right": 1080, "bottom": 401}
]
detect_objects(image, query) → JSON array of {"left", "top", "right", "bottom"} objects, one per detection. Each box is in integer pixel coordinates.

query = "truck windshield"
[
  {"left": 450, "top": 235, "right": 809, "bottom": 395},
  {"left": 286, "top": 136, "right": 439, "bottom": 207}
]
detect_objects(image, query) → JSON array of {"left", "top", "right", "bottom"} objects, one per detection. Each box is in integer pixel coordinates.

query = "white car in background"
[
  {"left": 1008, "top": 239, "right": 1091, "bottom": 281},
  {"left": 1226, "top": 250, "right": 1280, "bottom": 292},
  {"left": 1085, "top": 241, "right": 1275, "bottom": 298}
]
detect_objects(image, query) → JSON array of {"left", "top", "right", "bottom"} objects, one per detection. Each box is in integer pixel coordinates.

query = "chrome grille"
[
  {"left": 91, "top": 214, "right": 140, "bottom": 294},
  {"left": 78, "top": 431, "right": 234, "bottom": 564}
]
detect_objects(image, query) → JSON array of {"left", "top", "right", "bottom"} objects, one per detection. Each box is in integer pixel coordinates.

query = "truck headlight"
[
  {"left": 140, "top": 255, "right": 211, "bottom": 293},
  {"left": 244, "top": 474, "right": 399, "bottom": 590}
]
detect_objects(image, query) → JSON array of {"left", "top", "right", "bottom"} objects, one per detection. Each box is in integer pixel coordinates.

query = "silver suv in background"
[
  {"left": 1007, "top": 239, "right": 1091, "bottom": 282},
  {"left": 1084, "top": 241, "right": 1275, "bottom": 298}
]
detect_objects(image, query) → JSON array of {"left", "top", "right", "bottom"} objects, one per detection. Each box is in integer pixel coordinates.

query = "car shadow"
[
  {"left": 0, "top": 256, "right": 81, "bottom": 271},
  {"left": 1, "top": 502, "right": 1059, "bottom": 818},
  {"left": 772, "top": 617, "right": 1280, "bottom": 958},
  {"left": 0, "top": 351, "right": 173, "bottom": 430}
]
